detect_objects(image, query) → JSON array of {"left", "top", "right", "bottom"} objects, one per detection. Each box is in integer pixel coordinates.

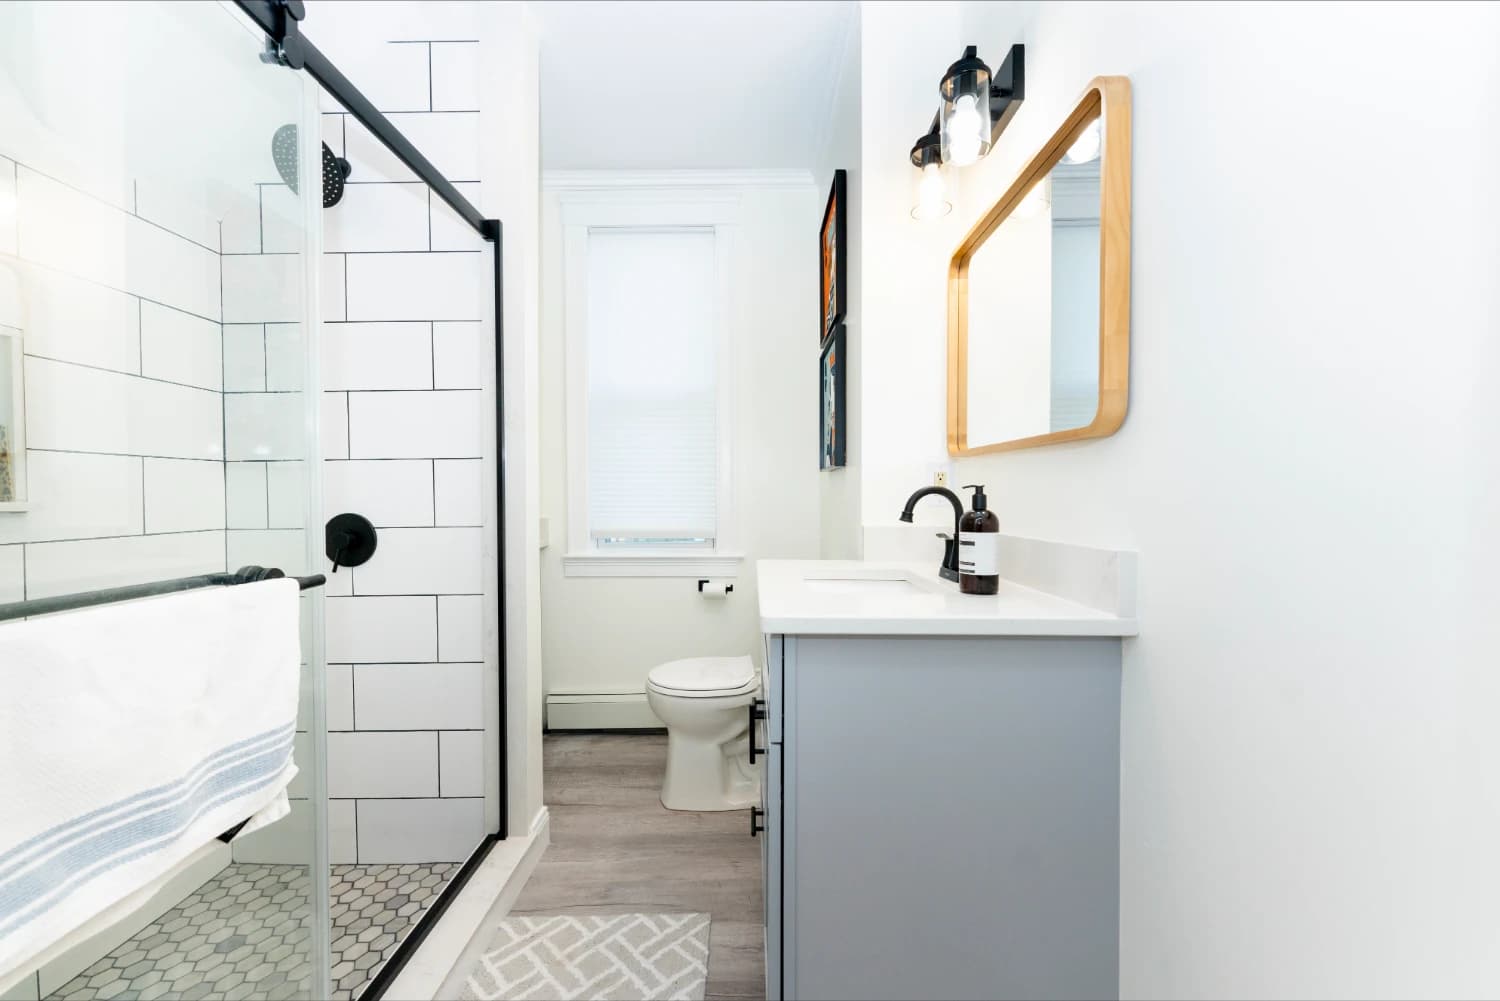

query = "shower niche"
[{"left": 0, "top": 266, "right": 26, "bottom": 510}]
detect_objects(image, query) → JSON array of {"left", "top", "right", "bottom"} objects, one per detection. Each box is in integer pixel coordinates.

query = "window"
[
  {"left": 586, "top": 230, "right": 717, "bottom": 548},
  {"left": 561, "top": 194, "right": 740, "bottom": 577}
]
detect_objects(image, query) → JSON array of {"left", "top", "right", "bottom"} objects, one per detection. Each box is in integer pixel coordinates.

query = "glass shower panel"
[{"left": 0, "top": 3, "right": 328, "bottom": 999}]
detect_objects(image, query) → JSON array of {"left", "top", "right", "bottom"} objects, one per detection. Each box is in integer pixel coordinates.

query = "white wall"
[
  {"left": 479, "top": 1, "right": 546, "bottom": 842},
  {"left": 858, "top": 2, "right": 968, "bottom": 540},
  {"left": 815, "top": 10, "right": 863, "bottom": 559},
  {"left": 538, "top": 179, "right": 821, "bottom": 708},
  {"left": 857, "top": 2, "right": 1500, "bottom": 996}
]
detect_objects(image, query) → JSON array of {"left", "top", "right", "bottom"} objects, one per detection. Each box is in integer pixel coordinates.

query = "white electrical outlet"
[{"left": 934, "top": 470, "right": 949, "bottom": 487}]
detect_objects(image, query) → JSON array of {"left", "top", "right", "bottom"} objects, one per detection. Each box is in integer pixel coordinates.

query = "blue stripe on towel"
[
  {"left": 0, "top": 722, "right": 295, "bottom": 884},
  {"left": 0, "top": 733, "right": 294, "bottom": 936}
]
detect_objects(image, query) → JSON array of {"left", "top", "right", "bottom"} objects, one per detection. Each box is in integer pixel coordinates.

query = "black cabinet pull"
[
  {"left": 748, "top": 699, "right": 767, "bottom": 763},
  {"left": 751, "top": 806, "right": 765, "bottom": 838}
]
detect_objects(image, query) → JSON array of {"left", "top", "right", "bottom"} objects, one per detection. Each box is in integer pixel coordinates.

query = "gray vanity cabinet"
[{"left": 759, "top": 633, "right": 1122, "bottom": 1001}]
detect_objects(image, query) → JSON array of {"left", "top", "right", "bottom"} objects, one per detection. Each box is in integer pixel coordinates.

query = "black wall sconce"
[
  {"left": 907, "top": 43, "right": 1024, "bottom": 221},
  {"left": 936, "top": 43, "right": 1026, "bottom": 167}
]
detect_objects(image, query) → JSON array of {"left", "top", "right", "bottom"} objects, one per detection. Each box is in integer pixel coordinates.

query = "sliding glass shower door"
[{"left": 0, "top": 3, "right": 330, "bottom": 999}]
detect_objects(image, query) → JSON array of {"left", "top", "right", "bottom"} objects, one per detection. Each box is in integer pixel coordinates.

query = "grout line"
[
  {"left": 15, "top": 255, "right": 223, "bottom": 325},
  {"left": 434, "top": 594, "right": 442, "bottom": 661},
  {"left": 220, "top": 248, "right": 482, "bottom": 256},
  {"left": 13, "top": 158, "right": 217, "bottom": 254},
  {"left": 325, "top": 456, "right": 483, "bottom": 462},
  {"left": 261, "top": 322, "right": 269, "bottom": 392},
  {"left": 343, "top": 179, "right": 482, "bottom": 186},
  {"left": 428, "top": 42, "right": 434, "bottom": 113},
  {"left": 330, "top": 795, "right": 483, "bottom": 801},
  {"left": 24, "top": 352, "right": 222, "bottom": 395},
  {"left": 388, "top": 38, "right": 480, "bottom": 44},
  {"left": 436, "top": 728, "right": 443, "bottom": 796},
  {"left": 343, "top": 253, "right": 349, "bottom": 320},
  {"left": 429, "top": 321, "right": 437, "bottom": 388},
  {"left": 218, "top": 220, "right": 228, "bottom": 574},
  {"left": 29, "top": 447, "right": 224, "bottom": 463},
  {"left": 258, "top": 183, "right": 265, "bottom": 255},
  {"left": 326, "top": 591, "right": 482, "bottom": 599},
  {"left": 319, "top": 660, "right": 485, "bottom": 666},
  {"left": 15, "top": 528, "right": 225, "bottom": 547},
  {"left": 431, "top": 458, "right": 438, "bottom": 528},
  {"left": 345, "top": 391, "right": 352, "bottom": 457}
]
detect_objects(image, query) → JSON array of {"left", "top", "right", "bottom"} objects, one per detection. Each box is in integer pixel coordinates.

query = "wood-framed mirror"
[{"left": 947, "top": 75, "right": 1131, "bottom": 455}]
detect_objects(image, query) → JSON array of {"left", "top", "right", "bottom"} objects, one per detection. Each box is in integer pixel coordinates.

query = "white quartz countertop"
[{"left": 757, "top": 559, "right": 1139, "bottom": 637}]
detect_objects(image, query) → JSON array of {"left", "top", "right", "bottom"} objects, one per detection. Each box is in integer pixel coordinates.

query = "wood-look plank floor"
[{"left": 509, "top": 733, "right": 765, "bottom": 1001}]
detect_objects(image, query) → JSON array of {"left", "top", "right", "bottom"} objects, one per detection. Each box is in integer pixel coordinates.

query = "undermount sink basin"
[{"left": 800, "top": 576, "right": 927, "bottom": 596}]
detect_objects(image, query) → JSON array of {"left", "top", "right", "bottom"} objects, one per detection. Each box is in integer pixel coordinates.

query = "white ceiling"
[{"left": 533, "top": 1, "right": 857, "bottom": 171}]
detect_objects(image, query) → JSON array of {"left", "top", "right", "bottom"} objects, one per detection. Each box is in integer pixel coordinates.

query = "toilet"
[{"left": 646, "top": 655, "right": 761, "bottom": 812}]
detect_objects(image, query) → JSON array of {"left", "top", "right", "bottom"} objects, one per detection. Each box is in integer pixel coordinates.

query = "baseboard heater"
[{"left": 546, "top": 691, "right": 663, "bottom": 730}]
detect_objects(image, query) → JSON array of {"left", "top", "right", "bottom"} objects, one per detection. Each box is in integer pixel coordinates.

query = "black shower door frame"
[{"left": 233, "top": 3, "right": 508, "bottom": 998}]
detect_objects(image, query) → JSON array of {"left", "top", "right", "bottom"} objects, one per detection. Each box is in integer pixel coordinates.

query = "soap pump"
[{"left": 958, "top": 484, "right": 1000, "bottom": 595}]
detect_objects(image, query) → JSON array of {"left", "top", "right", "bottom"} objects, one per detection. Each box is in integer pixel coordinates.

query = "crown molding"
[{"left": 542, "top": 168, "right": 817, "bottom": 191}]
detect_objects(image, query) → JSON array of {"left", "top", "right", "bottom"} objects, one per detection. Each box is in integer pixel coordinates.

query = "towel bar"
[{"left": 0, "top": 565, "right": 326, "bottom": 623}]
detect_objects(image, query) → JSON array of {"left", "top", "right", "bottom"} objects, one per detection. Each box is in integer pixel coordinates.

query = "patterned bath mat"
[{"left": 459, "top": 913, "right": 710, "bottom": 1001}]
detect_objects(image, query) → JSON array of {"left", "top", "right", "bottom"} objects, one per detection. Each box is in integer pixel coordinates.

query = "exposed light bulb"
[
  {"left": 946, "top": 93, "right": 986, "bottom": 166},
  {"left": 911, "top": 162, "right": 952, "bottom": 221},
  {"left": 1062, "top": 121, "right": 1101, "bottom": 164}
]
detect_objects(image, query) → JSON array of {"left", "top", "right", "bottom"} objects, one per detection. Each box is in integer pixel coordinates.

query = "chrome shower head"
[{"left": 272, "top": 124, "right": 351, "bottom": 208}]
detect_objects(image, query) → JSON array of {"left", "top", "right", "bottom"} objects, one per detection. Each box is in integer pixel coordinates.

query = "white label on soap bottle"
[{"left": 958, "top": 532, "right": 1000, "bottom": 577}]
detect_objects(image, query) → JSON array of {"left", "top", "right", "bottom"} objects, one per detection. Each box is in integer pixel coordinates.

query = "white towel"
[{"left": 0, "top": 578, "right": 302, "bottom": 984}]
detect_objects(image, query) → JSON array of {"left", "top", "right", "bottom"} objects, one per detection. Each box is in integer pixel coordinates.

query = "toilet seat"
[{"left": 647, "top": 655, "right": 757, "bottom": 698}]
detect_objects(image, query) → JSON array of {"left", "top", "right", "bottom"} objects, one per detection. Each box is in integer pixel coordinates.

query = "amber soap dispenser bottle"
[{"left": 958, "top": 484, "right": 1000, "bottom": 595}]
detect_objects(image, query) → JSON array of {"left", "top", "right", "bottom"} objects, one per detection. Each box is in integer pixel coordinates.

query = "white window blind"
[{"left": 585, "top": 228, "right": 718, "bottom": 545}]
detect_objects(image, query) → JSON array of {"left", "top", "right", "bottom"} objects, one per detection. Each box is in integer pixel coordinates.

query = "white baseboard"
[
  {"left": 385, "top": 807, "right": 551, "bottom": 1000},
  {"left": 546, "top": 692, "right": 663, "bottom": 730}
]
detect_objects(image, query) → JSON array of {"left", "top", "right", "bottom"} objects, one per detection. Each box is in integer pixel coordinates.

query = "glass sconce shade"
[
  {"left": 909, "top": 129, "right": 952, "bottom": 220},
  {"left": 940, "top": 47, "right": 992, "bottom": 167},
  {"left": 912, "top": 162, "right": 952, "bottom": 220}
]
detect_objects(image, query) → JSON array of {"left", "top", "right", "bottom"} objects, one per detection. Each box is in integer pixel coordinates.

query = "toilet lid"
[{"left": 647, "top": 655, "right": 756, "bottom": 694}]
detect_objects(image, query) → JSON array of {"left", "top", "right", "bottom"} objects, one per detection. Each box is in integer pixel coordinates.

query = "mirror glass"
[{"left": 965, "top": 130, "right": 1102, "bottom": 445}]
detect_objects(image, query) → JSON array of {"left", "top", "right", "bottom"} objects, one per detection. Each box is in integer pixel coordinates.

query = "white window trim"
[{"left": 561, "top": 191, "right": 743, "bottom": 579}]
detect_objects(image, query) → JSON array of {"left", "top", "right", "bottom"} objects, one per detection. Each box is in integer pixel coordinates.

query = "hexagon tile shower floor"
[{"left": 48, "top": 863, "right": 456, "bottom": 1001}]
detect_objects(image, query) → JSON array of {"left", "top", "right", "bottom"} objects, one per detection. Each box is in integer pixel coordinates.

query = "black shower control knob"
[{"left": 325, "top": 513, "right": 377, "bottom": 572}]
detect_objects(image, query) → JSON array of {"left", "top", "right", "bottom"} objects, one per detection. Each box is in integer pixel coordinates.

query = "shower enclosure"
[{"left": 0, "top": 2, "right": 504, "bottom": 999}]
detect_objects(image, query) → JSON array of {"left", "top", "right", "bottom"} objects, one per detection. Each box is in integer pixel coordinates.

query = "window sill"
[{"left": 562, "top": 551, "right": 745, "bottom": 578}]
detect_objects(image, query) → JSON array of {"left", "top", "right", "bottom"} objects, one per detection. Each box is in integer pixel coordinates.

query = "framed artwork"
[
  {"left": 819, "top": 324, "right": 847, "bottom": 470},
  {"left": 819, "top": 169, "right": 848, "bottom": 342}
]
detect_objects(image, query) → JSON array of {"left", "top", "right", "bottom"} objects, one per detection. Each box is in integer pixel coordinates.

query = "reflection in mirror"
[
  {"left": 948, "top": 76, "right": 1130, "bottom": 456},
  {"left": 966, "top": 155, "right": 1101, "bottom": 444}
]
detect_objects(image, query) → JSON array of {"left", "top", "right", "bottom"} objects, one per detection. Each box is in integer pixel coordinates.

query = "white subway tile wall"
[
  {"left": 354, "top": 798, "right": 485, "bottom": 866},
  {"left": 0, "top": 146, "right": 242, "bottom": 609},
  {"left": 312, "top": 14, "right": 489, "bottom": 862},
  {"left": 0, "top": 10, "right": 490, "bottom": 878}
]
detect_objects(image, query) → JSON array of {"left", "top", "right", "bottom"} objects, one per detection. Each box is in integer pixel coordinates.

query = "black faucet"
[{"left": 899, "top": 486, "right": 964, "bottom": 582}]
